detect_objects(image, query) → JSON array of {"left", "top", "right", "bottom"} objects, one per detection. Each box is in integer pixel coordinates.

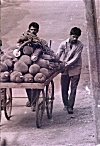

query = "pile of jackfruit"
[{"left": 0, "top": 44, "right": 63, "bottom": 83}]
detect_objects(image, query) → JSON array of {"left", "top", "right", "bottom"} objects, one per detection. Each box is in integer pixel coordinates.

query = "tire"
[
  {"left": 36, "top": 89, "right": 45, "bottom": 128},
  {"left": 46, "top": 80, "right": 54, "bottom": 119},
  {"left": 4, "top": 88, "right": 12, "bottom": 120}
]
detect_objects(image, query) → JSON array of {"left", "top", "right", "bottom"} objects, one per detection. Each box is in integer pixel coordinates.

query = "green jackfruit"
[
  {"left": 29, "top": 64, "right": 40, "bottom": 76},
  {"left": 0, "top": 62, "right": 8, "bottom": 72},
  {"left": 24, "top": 73, "right": 33, "bottom": 83},
  {"left": 19, "top": 55, "right": 32, "bottom": 66},
  {"left": 0, "top": 71, "right": 10, "bottom": 82},
  {"left": 34, "top": 73, "right": 46, "bottom": 83},
  {"left": 10, "top": 71, "right": 23, "bottom": 83},
  {"left": 14, "top": 60, "right": 28, "bottom": 74},
  {"left": 23, "top": 46, "right": 34, "bottom": 55},
  {"left": 37, "top": 58, "right": 49, "bottom": 68},
  {"left": 40, "top": 68, "right": 50, "bottom": 78}
]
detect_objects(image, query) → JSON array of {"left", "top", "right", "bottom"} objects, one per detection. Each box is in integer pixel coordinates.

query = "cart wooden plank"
[
  {"left": 0, "top": 70, "right": 60, "bottom": 89},
  {"left": 0, "top": 82, "right": 45, "bottom": 89}
]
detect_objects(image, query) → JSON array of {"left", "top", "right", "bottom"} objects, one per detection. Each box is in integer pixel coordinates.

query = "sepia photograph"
[{"left": 0, "top": 0, "right": 100, "bottom": 145}]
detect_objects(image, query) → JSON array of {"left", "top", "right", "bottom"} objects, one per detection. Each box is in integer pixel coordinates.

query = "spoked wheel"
[
  {"left": 0, "top": 88, "right": 6, "bottom": 121},
  {"left": 46, "top": 80, "right": 54, "bottom": 119},
  {"left": 36, "top": 89, "right": 45, "bottom": 128},
  {"left": 4, "top": 88, "right": 12, "bottom": 120}
]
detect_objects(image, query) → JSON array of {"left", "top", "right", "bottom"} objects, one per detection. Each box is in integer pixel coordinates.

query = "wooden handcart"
[{"left": 0, "top": 71, "right": 60, "bottom": 128}]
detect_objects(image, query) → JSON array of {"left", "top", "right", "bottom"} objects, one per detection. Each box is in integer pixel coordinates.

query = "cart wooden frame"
[{"left": 0, "top": 71, "right": 60, "bottom": 128}]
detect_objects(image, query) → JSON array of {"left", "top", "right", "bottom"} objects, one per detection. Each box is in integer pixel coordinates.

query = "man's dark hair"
[
  {"left": 28, "top": 22, "right": 39, "bottom": 30},
  {"left": 70, "top": 27, "right": 81, "bottom": 36}
]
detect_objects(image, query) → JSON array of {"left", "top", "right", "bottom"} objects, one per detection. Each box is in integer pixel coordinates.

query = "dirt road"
[{"left": 1, "top": 1, "right": 98, "bottom": 146}]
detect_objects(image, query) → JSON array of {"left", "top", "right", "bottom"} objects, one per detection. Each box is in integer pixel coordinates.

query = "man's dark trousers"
[
  {"left": 26, "top": 89, "right": 37, "bottom": 105},
  {"left": 61, "top": 74, "right": 80, "bottom": 109}
]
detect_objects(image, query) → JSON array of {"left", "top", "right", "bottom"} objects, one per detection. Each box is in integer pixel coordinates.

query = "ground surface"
[{"left": 0, "top": 0, "right": 100, "bottom": 146}]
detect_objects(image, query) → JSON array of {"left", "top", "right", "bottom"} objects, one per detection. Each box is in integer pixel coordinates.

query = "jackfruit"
[
  {"left": 49, "top": 62, "right": 59, "bottom": 71},
  {"left": 1, "top": 51, "right": 16, "bottom": 62},
  {"left": 14, "top": 60, "right": 28, "bottom": 74},
  {"left": 1, "top": 54, "right": 11, "bottom": 62},
  {"left": 19, "top": 55, "right": 32, "bottom": 66},
  {"left": 37, "top": 58, "right": 49, "bottom": 68},
  {"left": 42, "top": 54, "right": 52, "bottom": 60},
  {"left": 31, "top": 48, "right": 42, "bottom": 62},
  {"left": 10, "top": 71, "right": 23, "bottom": 83},
  {"left": 0, "top": 71, "right": 10, "bottom": 82},
  {"left": 34, "top": 73, "right": 46, "bottom": 83},
  {"left": 4, "top": 59, "right": 13, "bottom": 70},
  {"left": 29, "top": 64, "right": 40, "bottom": 76},
  {"left": 0, "top": 62, "right": 8, "bottom": 72},
  {"left": 24, "top": 73, "right": 33, "bottom": 83},
  {"left": 23, "top": 46, "right": 34, "bottom": 55},
  {"left": 40, "top": 68, "right": 50, "bottom": 78},
  {"left": 32, "top": 48, "right": 42, "bottom": 57},
  {"left": 31, "top": 54, "right": 38, "bottom": 62}
]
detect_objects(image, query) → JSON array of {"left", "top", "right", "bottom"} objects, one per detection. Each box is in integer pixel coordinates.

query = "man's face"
[
  {"left": 29, "top": 26, "right": 38, "bottom": 35},
  {"left": 69, "top": 35, "right": 79, "bottom": 44}
]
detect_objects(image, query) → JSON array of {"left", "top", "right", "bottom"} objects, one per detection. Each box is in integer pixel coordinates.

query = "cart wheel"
[
  {"left": 0, "top": 88, "right": 6, "bottom": 121},
  {"left": 0, "top": 88, "right": 6, "bottom": 111},
  {"left": 46, "top": 80, "right": 54, "bottom": 119},
  {"left": 36, "top": 89, "right": 45, "bottom": 128},
  {"left": 4, "top": 88, "right": 12, "bottom": 120}
]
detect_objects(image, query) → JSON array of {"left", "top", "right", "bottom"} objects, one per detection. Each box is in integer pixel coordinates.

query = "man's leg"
[
  {"left": 61, "top": 74, "right": 70, "bottom": 108},
  {"left": 26, "top": 89, "right": 32, "bottom": 107},
  {"left": 68, "top": 74, "right": 80, "bottom": 109},
  {"left": 26, "top": 89, "right": 37, "bottom": 105}
]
